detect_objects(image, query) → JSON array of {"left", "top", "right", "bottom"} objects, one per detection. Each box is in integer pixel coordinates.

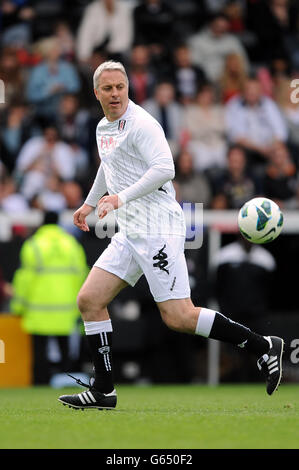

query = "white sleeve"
[
  {"left": 85, "top": 165, "right": 107, "bottom": 207},
  {"left": 118, "top": 119, "right": 175, "bottom": 204}
]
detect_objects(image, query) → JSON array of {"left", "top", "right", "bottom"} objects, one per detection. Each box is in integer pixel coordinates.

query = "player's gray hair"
[{"left": 93, "top": 61, "right": 129, "bottom": 90}]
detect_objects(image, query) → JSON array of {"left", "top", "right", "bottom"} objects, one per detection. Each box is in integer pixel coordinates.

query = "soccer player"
[{"left": 58, "top": 61, "right": 284, "bottom": 410}]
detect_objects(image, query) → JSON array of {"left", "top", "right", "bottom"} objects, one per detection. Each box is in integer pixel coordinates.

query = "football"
[{"left": 238, "top": 197, "right": 284, "bottom": 244}]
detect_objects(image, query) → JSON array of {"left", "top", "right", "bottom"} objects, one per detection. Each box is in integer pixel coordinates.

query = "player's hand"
[
  {"left": 97, "top": 195, "right": 122, "bottom": 219},
  {"left": 73, "top": 203, "right": 93, "bottom": 232}
]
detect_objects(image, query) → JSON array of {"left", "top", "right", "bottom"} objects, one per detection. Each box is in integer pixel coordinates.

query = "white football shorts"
[{"left": 94, "top": 232, "right": 191, "bottom": 303}]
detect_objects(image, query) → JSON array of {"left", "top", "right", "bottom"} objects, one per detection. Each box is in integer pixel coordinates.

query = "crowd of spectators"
[{"left": 1, "top": 0, "right": 299, "bottom": 216}]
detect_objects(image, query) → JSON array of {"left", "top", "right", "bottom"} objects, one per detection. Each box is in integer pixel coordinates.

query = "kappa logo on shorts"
[{"left": 153, "top": 244, "right": 169, "bottom": 274}]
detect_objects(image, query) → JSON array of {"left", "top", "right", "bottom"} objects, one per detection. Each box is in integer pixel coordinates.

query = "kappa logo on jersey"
[
  {"left": 118, "top": 119, "right": 126, "bottom": 132},
  {"left": 153, "top": 244, "right": 169, "bottom": 274}
]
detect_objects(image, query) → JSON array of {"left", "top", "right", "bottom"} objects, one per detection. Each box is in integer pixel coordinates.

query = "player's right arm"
[
  {"left": 74, "top": 164, "right": 107, "bottom": 231},
  {"left": 73, "top": 203, "right": 94, "bottom": 232}
]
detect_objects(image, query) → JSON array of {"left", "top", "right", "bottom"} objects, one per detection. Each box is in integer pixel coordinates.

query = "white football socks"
[
  {"left": 195, "top": 308, "right": 216, "bottom": 337},
  {"left": 84, "top": 319, "right": 113, "bottom": 335}
]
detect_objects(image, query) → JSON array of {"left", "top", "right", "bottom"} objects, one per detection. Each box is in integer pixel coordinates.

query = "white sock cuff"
[
  {"left": 195, "top": 308, "right": 216, "bottom": 337},
  {"left": 84, "top": 319, "right": 113, "bottom": 336}
]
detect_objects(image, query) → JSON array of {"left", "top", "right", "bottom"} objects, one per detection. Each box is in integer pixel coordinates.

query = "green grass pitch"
[{"left": 0, "top": 384, "right": 298, "bottom": 449}]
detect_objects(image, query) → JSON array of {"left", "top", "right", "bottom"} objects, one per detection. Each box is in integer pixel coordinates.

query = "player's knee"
[
  {"left": 77, "top": 290, "right": 98, "bottom": 315},
  {"left": 159, "top": 303, "right": 197, "bottom": 333},
  {"left": 160, "top": 308, "right": 186, "bottom": 332},
  {"left": 77, "top": 290, "right": 89, "bottom": 314},
  {"left": 77, "top": 289, "right": 108, "bottom": 321}
]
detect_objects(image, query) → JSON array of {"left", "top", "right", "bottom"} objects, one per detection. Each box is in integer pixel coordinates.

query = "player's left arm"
[{"left": 98, "top": 120, "right": 174, "bottom": 219}]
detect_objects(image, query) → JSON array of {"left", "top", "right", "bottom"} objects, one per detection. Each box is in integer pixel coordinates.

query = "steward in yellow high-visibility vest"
[
  {"left": 11, "top": 211, "right": 89, "bottom": 384},
  {"left": 11, "top": 212, "right": 89, "bottom": 336}
]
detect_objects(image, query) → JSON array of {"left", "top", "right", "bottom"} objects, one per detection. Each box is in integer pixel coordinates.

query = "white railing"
[{"left": 1, "top": 208, "right": 299, "bottom": 240}]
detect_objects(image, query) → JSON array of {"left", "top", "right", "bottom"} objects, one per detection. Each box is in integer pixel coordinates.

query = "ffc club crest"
[{"left": 118, "top": 119, "right": 126, "bottom": 132}]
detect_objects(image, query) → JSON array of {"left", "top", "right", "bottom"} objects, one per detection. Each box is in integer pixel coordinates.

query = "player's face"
[{"left": 95, "top": 70, "right": 129, "bottom": 121}]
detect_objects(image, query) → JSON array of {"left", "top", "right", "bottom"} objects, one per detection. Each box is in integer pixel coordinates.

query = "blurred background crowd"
[
  {"left": 1, "top": 0, "right": 299, "bottom": 386},
  {"left": 1, "top": 0, "right": 299, "bottom": 214}
]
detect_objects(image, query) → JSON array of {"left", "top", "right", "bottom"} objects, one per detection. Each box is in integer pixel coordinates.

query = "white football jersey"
[{"left": 90, "top": 100, "right": 185, "bottom": 238}]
